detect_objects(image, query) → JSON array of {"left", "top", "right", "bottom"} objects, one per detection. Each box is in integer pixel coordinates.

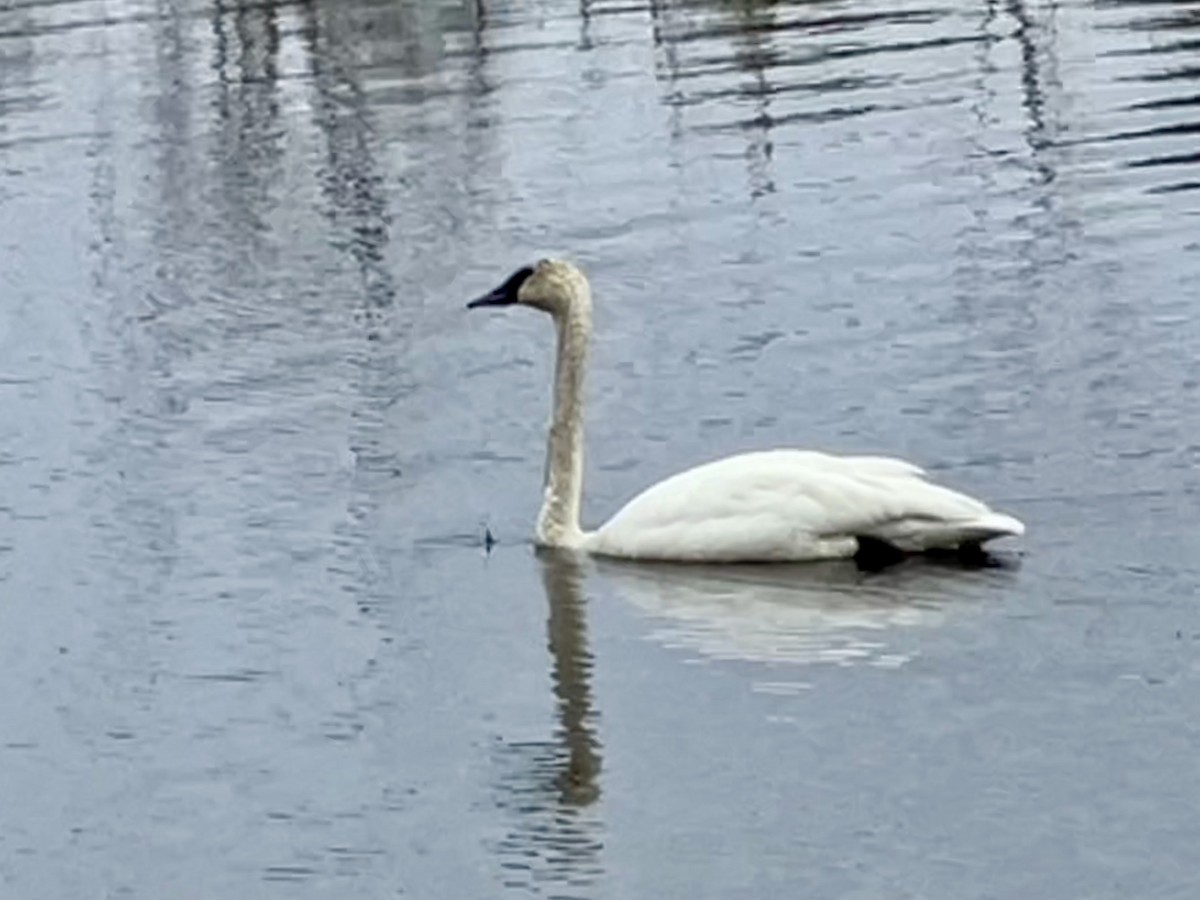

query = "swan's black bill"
[{"left": 466, "top": 265, "right": 535, "bottom": 309}]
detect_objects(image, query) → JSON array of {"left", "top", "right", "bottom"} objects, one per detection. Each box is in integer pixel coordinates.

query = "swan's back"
[{"left": 583, "top": 450, "right": 1023, "bottom": 563}]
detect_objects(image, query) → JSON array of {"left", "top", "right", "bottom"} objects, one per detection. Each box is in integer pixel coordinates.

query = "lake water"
[{"left": 2, "top": 0, "right": 1199, "bottom": 896}]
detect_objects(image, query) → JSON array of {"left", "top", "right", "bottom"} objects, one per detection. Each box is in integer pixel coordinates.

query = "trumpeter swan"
[{"left": 467, "top": 259, "right": 1024, "bottom": 563}]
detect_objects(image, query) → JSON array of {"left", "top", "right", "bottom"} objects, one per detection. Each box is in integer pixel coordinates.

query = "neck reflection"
[
  {"left": 489, "top": 550, "right": 604, "bottom": 894},
  {"left": 540, "top": 548, "right": 602, "bottom": 805}
]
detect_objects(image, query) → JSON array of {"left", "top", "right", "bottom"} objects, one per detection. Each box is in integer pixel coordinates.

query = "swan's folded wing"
[
  {"left": 837, "top": 454, "right": 927, "bottom": 479},
  {"left": 587, "top": 450, "right": 1019, "bottom": 561}
]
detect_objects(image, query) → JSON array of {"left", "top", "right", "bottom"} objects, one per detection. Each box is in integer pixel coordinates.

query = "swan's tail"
[
  {"left": 937, "top": 511, "right": 1025, "bottom": 548},
  {"left": 873, "top": 510, "right": 1025, "bottom": 552}
]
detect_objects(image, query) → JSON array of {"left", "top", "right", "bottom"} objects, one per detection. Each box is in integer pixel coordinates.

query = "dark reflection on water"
[
  {"left": 540, "top": 551, "right": 602, "bottom": 806},
  {"left": 1089, "top": 0, "right": 1200, "bottom": 191},
  {"left": 491, "top": 551, "right": 603, "bottom": 893},
  {"left": 302, "top": 0, "right": 397, "bottom": 318},
  {"left": 647, "top": 0, "right": 1200, "bottom": 195},
  {"left": 3, "top": 0, "right": 1200, "bottom": 896}
]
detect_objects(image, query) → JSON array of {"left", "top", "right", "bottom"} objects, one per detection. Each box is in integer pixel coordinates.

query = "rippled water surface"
[{"left": 3, "top": 0, "right": 1200, "bottom": 896}]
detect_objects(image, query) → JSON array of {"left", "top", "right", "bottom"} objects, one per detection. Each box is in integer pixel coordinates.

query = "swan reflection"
[
  {"left": 597, "top": 557, "right": 1017, "bottom": 668},
  {"left": 489, "top": 551, "right": 603, "bottom": 893},
  {"left": 540, "top": 549, "right": 602, "bottom": 806}
]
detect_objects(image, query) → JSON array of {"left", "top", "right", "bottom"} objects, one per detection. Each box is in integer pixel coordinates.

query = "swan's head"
[{"left": 467, "top": 259, "right": 590, "bottom": 318}]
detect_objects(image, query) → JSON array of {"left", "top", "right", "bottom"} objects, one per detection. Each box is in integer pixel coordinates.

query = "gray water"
[{"left": 2, "top": 0, "right": 1200, "bottom": 896}]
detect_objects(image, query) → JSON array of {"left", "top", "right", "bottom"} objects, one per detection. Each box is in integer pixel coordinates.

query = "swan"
[{"left": 467, "top": 259, "right": 1024, "bottom": 563}]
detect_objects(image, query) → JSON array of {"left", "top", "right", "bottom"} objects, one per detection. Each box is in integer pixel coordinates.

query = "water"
[{"left": 2, "top": 0, "right": 1199, "bottom": 896}]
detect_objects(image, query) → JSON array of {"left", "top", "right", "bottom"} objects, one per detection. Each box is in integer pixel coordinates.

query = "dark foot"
[
  {"left": 854, "top": 536, "right": 907, "bottom": 572},
  {"left": 956, "top": 542, "right": 989, "bottom": 566},
  {"left": 927, "top": 542, "right": 999, "bottom": 568}
]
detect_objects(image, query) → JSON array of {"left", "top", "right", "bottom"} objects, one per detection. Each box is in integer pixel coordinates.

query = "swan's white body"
[
  {"left": 469, "top": 260, "right": 1024, "bottom": 563},
  {"left": 584, "top": 449, "right": 1023, "bottom": 562}
]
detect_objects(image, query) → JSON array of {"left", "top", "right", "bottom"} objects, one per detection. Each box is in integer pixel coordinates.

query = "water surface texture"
[{"left": 2, "top": 0, "right": 1200, "bottom": 896}]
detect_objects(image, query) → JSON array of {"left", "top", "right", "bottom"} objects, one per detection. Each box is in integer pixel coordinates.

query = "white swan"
[{"left": 467, "top": 259, "right": 1024, "bottom": 563}]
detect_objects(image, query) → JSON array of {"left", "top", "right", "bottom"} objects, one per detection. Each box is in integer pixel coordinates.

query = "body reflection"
[
  {"left": 598, "top": 557, "right": 1018, "bottom": 668},
  {"left": 489, "top": 551, "right": 604, "bottom": 893}
]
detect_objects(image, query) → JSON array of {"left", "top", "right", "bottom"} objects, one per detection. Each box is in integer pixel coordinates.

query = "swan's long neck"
[{"left": 536, "top": 295, "right": 591, "bottom": 548}]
